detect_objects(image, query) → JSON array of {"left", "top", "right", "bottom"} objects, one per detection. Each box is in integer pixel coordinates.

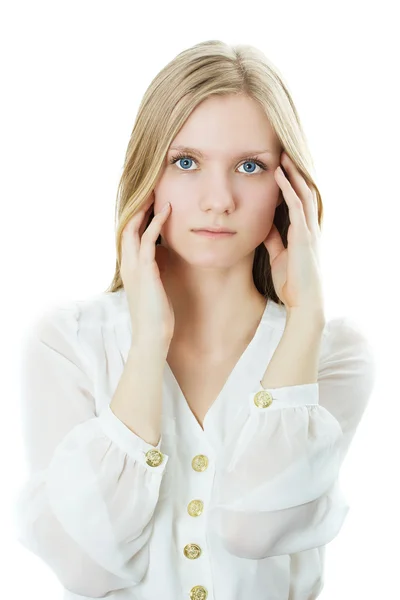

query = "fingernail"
[{"left": 162, "top": 202, "right": 170, "bottom": 211}]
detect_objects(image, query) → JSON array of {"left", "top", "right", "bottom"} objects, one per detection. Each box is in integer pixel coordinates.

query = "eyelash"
[{"left": 168, "top": 152, "right": 268, "bottom": 174}]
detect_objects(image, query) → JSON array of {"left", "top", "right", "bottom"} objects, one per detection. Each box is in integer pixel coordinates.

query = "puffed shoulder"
[{"left": 320, "top": 315, "right": 376, "bottom": 365}]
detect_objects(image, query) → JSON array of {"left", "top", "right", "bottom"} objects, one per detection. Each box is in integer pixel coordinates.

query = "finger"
[
  {"left": 140, "top": 203, "right": 171, "bottom": 265},
  {"left": 280, "top": 154, "right": 319, "bottom": 236},
  {"left": 121, "top": 193, "right": 156, "bottom": 258},
  {"left": 129, "top": 194, "right": 155, "bottom": 235},
  {"left": 263, "top": 223, "right": 285, "bottom": 263},
  {"left": 138, "top": 203, "right": 156, "bottom": 239},
  {"left": 275, "top": 166, "right": 310, "bottom": 242},
  {"left": 120, "top": 195, "right": 159, "bottom": 284}
]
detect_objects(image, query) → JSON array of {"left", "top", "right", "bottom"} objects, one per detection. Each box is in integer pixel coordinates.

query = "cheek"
[
  {"left": 154, "top": 195, "right": 191, "bottom": 242},
  {"left": 242, "top": 200, "right": 277, "bottom": 247},
  {"left": 153, "top": 177, "right": 188, "bottom": 213},
  {"left": 249, "top": 198, "right": 276, "bottom": 227}
]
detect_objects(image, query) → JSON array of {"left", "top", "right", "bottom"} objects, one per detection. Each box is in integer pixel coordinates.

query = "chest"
[{"left": 166, "top": 345, "right": 245, "bottom": 430}]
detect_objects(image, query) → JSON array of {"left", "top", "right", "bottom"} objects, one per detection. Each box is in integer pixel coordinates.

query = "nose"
[{"left": 198, "top": 178, "right": 236, "bottom": 214}]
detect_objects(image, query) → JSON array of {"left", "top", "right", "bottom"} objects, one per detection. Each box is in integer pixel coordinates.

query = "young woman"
[{"left": 14, "top": 40, "right": 376, "bottom": 600}]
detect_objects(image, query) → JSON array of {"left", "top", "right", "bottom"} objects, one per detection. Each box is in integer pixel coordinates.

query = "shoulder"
[
  {"left": 321, "top": 315, "right": 375, "bottom": 358},
  {"left": 268, "top": 304, "right": 377, "bottom": 378},
  {"left": 319, "top": 314, "right": 377, "bottom": 388},
  {"left": 24, "top": 290, "right": 130, "bottom": 344},
  {"left": 264, "top": 301, "right": 375, "bottom": 355},
  {"left": 20, "top": 291, "right": 130, "bottom": 378}
]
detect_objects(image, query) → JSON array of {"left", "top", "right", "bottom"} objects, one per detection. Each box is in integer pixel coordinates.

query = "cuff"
[
  {"left": 249, "top": 381, "right": 319, "bottom": 412},
  {"left": 97, "top": 403, "right": 169, "bottom": 473}
]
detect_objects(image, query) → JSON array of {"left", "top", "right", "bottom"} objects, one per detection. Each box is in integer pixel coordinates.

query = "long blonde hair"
[{"left": 104, "top": 39, "right": 323, "bottom": 305}]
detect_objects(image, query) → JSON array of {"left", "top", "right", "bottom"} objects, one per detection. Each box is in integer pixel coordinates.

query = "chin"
[{"left": 177, "top": 248, "right": 242, "bottom": 269}]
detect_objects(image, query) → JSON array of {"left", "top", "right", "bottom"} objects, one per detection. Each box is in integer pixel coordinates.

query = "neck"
[
  {"left": 158, "top": 244, "right": 268, "bottom": 353},
  {"left": 169, "top": 293, "right": 268, "bottom": 356}
]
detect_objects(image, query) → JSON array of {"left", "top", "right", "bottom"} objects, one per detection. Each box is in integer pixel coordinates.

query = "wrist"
[
  {"left": 129, "top": 337, "right": 171, "bottom": 360},
  {"left": 285, "top": 307, "right": 326, "bottom": 330}
]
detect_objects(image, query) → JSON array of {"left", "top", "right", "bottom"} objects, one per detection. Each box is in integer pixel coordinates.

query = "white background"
[{"left": 1, "top": 0, "right": 399, "bottom": 598}]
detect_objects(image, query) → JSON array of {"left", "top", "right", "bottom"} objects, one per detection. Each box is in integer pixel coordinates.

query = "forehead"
[{"left": 168, "top": 95, "right": 280, "bottom": 159}]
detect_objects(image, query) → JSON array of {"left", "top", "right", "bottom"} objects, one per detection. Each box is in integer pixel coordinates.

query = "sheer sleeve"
[
  {"left": 12, "top": 303, "right": 169, "bottom": 598},
  {"left": 208, "top": 317, "right": 376, "bottom": 559}
]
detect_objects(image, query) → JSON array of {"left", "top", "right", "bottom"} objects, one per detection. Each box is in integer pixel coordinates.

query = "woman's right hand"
[{"left": 120, "top": 192, "right": 175, "bottom": 345}]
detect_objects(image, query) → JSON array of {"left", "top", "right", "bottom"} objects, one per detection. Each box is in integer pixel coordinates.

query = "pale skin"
[
  {"left": 261, "top": 144, "right": 325, "bottom": 389},
  {"left": 110, "top": 94, "right": 326, "bottom": 443},
  {"left": 153, "top": 93, "right": 325, "bottom": 378},
  {"left": 154, "top": 93, "right": 284, "bottom": 358}
]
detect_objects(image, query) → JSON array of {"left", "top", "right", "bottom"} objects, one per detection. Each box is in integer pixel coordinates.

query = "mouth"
[
  {"left": 192, "top": 230, "right": 236, "bottom": 238},
  {"left": 192, "top": 226, "right": 236, "bottom": 233}
]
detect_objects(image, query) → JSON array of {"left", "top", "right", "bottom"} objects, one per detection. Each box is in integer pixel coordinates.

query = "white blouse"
[{"left": 13, "top": 289, "right": 376, "bottom": 600}]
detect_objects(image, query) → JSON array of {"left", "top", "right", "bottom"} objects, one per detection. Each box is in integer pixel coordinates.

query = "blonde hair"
[{"left": 104, "top": 39, "right": 323, "bottom": 305}]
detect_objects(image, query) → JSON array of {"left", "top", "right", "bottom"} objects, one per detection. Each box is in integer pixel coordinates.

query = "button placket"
[{"left": 182, "top": 453, "right": 213, "bottom": 598}]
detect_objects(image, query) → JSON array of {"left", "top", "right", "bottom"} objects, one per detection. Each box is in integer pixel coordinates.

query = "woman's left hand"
[{"left": 263, "top": 151, "right": 325, "bottom": 315}]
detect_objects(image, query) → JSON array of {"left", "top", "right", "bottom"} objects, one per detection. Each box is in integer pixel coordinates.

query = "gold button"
[
  {"left": 190, "top": 585, "right": 208, "bottom": 599},
  {"left": 187, "top": 499, "right": 204, "bottom": 517},
  {"left": 145, "top": 449, "right": 164, "bottom": 467},
  {"left": 192, "top": 455, "right": 209, "bottom": 472},
  {"left": 183, "top": 543, "right": 202, "bottom": 559},
  {"left": 254, "top": 390, "right": 273, "bottom": 408}
]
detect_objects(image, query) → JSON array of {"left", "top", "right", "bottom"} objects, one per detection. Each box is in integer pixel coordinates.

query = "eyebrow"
[{"left": 168, "top": 145, "right": 275, "bottom": 160}]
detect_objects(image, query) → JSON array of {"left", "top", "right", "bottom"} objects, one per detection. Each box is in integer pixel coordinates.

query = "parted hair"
[{"left": 104, "top": 39, "right": 323, "bottom": 305}]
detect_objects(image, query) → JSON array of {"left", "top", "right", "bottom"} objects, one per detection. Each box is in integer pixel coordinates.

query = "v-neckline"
[{"left": 164, "top": 299, "right": 271, "bottom": 434}]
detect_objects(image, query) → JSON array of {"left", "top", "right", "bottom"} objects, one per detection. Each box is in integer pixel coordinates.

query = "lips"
[
  {"left": 192, "top": 228, "right": 235, "bottom": 233},
  {"left": 193, "top": 230, "right": 236, "bottom": 238}
]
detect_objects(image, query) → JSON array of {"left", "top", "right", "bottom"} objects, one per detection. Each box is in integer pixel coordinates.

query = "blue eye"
[
  {"left": 171, "top": 155, "right": 196, "bottom": 170},
  {"left": 239, "top": 161, "right": 262, "bottom": 174},
  {"left": 168, "top": 153, "right": 268, "bottom": 174}
]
